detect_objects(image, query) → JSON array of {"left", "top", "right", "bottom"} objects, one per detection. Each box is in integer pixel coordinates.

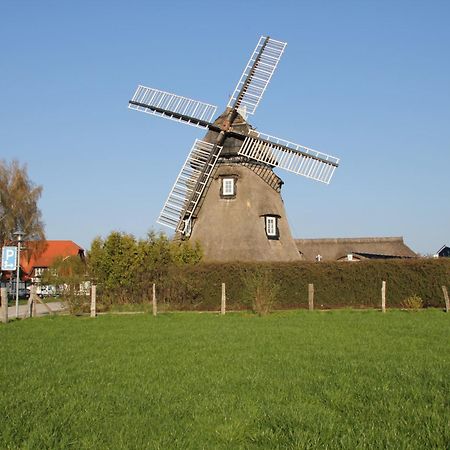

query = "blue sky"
[{"left": 1, "top": 0, "right": 449, "bottom": 255}]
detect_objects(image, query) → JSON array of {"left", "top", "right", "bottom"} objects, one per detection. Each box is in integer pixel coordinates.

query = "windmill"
[{"left": 129, "top": 36, "right": 340, "bottom": 262}]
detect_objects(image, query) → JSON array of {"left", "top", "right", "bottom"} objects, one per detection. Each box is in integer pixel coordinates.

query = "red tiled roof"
[{"left": 21, "top": 240, "right": 84, "bottom": 275}]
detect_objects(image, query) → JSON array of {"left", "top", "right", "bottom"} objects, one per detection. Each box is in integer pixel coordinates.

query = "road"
[{"left": 7, "top": 301, "right": 66, "bottom": 319}]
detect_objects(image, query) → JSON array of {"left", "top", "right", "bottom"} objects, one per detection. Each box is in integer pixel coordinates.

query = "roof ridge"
[{"left": 295, "top": 237, "right": 405, "bottom": 244}]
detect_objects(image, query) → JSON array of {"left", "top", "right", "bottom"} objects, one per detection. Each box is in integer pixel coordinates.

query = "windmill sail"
[
  {"left": 129, "top": 86, "right": 217, "bottom": 129},
  {"left": 130, "top": 34, "right": 342, "bottom": 249},
  {"left": 238, "top": 133, "right": 339, "bottom": 184},
  {"left": 227, "top": 36, "right": 287, "bottom": 115},
  {"left": 157, "top": 139, "right": 222, "bottom": 233}
]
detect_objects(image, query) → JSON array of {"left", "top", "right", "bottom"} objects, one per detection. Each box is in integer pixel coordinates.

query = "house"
[
  {"left": 295, "top": 237, "right": 417, "bottom": 262},
  {"left": 434, "top": 245, "right": 450, "bottom": 258},
  {"left": 21, "top": 240, "right": 85, "bottom": 282}
]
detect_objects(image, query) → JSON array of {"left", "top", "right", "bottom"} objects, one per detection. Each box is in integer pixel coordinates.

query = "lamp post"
[{"left": 13, "top": 228, "right": 25, "bottom": 318}]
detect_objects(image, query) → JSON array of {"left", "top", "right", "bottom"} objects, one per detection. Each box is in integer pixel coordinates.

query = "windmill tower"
[{"left": 129, "top": 36, "right": 340, "bottom": 262}]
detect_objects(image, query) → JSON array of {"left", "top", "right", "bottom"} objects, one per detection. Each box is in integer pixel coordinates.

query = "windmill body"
[
  {"left": 189, "top": 110, "right": 300, "bottom": 262},
  {"left": 129, "top": 36, "right": 340, "bottom": 262}
]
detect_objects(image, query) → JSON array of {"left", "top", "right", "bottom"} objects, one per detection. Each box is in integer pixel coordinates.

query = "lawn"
[{"left": 1, "top": 310, "right": 449, "bottom": 449}]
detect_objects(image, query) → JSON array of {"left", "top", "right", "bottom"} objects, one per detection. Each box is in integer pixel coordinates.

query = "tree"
[
  {"left": 42, "top": 255, "right": 88, "bottom": 314},
  {"left": 0, "top": 159, "right": 45, "bottom": 247},
  {"left": 87, "top": 230, "right": 203, "bottom": 305}
]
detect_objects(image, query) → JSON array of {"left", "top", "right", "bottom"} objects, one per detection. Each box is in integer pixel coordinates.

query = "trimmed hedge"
[{"left": 152, "top": 259, "right": 450, "bottom": 311}]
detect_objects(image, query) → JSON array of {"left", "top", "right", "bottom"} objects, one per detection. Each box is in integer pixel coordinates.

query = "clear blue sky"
[{"left": 1, "top": 0, "right": 449, "bottom": 255}]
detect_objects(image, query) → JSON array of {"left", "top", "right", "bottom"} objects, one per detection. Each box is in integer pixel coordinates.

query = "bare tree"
[{"left": 0, "top": 160, "right": 46, "bottom": 247}]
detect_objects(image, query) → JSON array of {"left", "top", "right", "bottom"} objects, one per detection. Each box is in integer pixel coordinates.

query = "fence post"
[
  {"left": 28, "top": 285, "right": 37, "bottom": 318},
  {"left": 1, "top": 287, "right": 8, "bottom": 324},
  {"left": 90, "top": 285, "right": 97, "bottom": 318},
  {"left": 381, "top": 280, "right": 386, "bottom": 313},
  {"left": 308, "top": 283, "right": 314, "bottom": 311},
  {"left": 442, "top": 286, "right": 449, "bottom": 313},
  {"left": 152, "top": 283, "right": 157, "bottom": 317},
  {"left": 221, "top": 283, "right": 226, "bottom": 315}
]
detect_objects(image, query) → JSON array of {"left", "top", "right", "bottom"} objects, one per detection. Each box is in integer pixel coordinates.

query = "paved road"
[{"left": 7, "top": 301, "right": 66, "bottom": 319}]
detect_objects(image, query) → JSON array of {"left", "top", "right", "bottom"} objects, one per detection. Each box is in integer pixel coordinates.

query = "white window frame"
[
  {"left": 265, "top": 216, "right": 277, "bottom": 237},
  {"left": 222, "top": 178, "right": 234, "bottom": 196}
]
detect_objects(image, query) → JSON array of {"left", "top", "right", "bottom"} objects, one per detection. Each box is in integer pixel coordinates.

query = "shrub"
[
  {"left": 242, "top": 267, "right": 279, "bottom": 315},
  {"left": 402, "top": 294, "right": 424, "bottom": 311},
  {"left": 61, "top": 293, "right": 90, "bottom": 315}
]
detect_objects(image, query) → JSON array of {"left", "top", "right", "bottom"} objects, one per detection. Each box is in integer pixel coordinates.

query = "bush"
[
  {"left": 402, "top": 294, "right": 424, "bottom": 311},
  {"left": 168, "top": 259, "right": 450, "bottom": 311},
  {"left": 68, "top": 234, "right": 450, "bottom": 312},
  {"left": 62, "top": 293, "right": 90, "bottom": 315},
  {"left": 88, "top": 231, "right": 202, "bottom": 307},
  {"left": 242, "top": 267, "right": 279, "bottom": 315}
]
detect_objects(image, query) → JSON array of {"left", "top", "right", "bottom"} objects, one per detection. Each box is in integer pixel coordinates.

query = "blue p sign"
[{"left": 1, "top": 246, "right": 17, "bottom": 271}]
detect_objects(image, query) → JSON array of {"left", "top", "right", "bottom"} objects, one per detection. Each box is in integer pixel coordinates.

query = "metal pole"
[{"left": 15, "top": 235, "right": 22, "bottom": 318}]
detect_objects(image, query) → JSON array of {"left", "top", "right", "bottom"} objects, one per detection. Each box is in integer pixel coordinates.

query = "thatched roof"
[
  {"left": 295, "top": 237, "right": 417, "bottom": 261},
  {"left": 190, "top": 161, "right": 301, "bottom": 262}
]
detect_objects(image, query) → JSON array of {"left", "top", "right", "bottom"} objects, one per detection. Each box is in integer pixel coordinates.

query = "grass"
[{"left": 0, "top": 310, "right": 449, "bottom": 449}]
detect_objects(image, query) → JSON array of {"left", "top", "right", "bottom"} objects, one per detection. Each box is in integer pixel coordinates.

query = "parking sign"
[{"left": 1, "top": 246, "right": 17, "bottom": 271}]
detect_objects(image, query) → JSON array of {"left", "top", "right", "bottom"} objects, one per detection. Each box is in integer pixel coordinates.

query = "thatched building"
[
  {"left": 295, "top": 237, "right": 416, "bottom": 262},
  {"left": 188, "top": 109, "right": 300, "bottom": 262}
]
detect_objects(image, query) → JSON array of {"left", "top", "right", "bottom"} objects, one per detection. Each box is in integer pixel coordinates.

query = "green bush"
[
  {"left": 241, "top": 267, "right": 280, "bottom": 315},
  {"left": 61, "top": 293, "right": 90, "bottom": 315},
  {"left": 166, "top": 259, "right": 450, "bottom": 311},
  {"left": 78, "top": 232, "right": 450, "bottom": 312},
  {"left": 88, "top": 230, "right": 202, "bottom": 308}
]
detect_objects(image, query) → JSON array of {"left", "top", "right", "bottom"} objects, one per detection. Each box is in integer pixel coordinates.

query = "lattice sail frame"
[
  {"left": 157, "top": 139, "right": 222, "bottom": 233},
  {"left": 238, "top": 133, "right": 339, "bottom": 184},
  {"left": 227, "top": 36, "right": 287, "bottom": 115},
  {"left": 129, "top": 35, "right": 341, "bottom": 233},
  {"left": 129, "top": 86, "right": 217, "bottom": 129}
]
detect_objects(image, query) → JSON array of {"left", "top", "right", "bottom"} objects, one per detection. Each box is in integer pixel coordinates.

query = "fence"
[
  {"left": 2, "top": 259, "right": 449, "bottom": 321},
  {"left": 86, "top": 259, "right": 449, "bottom": 314}
]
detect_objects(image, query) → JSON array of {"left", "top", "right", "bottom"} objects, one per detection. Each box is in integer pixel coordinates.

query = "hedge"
[{"left": 146, "top": 258, "right": 450, "bottom": 311}]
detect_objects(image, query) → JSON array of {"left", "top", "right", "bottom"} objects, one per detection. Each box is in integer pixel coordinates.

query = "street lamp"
[{"left": 13, "top": 228, "right": 25, "bottom": 318}]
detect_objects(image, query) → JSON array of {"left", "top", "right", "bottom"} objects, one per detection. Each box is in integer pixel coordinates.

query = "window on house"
[
  {"left": 222, "top": 178, "right": 234, "bottom": 196},
  {"left": 34, "top": 267, "right": 45, "bottom": 276},
  {"left": 265, "top": 216, "right": 278, "bottom": 238}
]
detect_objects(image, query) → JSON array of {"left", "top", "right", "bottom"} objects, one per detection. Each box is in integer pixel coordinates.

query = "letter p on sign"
[{"left": 1, "top": 246, "right": 17, "bottom": 271}]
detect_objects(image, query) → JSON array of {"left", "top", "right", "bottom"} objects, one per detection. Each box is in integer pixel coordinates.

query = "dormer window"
[{"left": 264, "top": 215, "right": 280, "bottom": 239}]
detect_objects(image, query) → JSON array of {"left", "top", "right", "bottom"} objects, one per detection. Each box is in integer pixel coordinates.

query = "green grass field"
[{"left": 1, "top": 311, "right": 449, "bottom": 449}]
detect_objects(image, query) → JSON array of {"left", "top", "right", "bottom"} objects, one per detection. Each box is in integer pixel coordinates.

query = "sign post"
[
  {"left": 2, "top": 246, "right": 17, "bottom": 318},
  {"left": 13, "top": 229, "right": 25, "bottom": 318}
]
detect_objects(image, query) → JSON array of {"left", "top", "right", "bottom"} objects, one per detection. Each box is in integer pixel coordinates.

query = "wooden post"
[
  {"left": 221, "top": 283, "right": 226, "bottom": 315},
  {"left": 33, "top": 291, "right": 54, "bottom": 316},
  {"left": 90, "top": 285, "right": 96, "bottom": 318},
  {"left": 28, "top": 297, "right": 33, "bottom": 318},
  {"left": 28, "top": 285, "right": 37, "bottom": 318},
  {"left": 381, "top": 280, "right": 386, "bottom": 313},
  {"left": 1, "top": 287, "right": 8, "bottom": 324},
  {"left": 152, "top": 283, "right": 157, "bottom": 317},
  {"left": 442, "top": 286, "right": 449, "bottom": 313},
  {"left": 308, "top": 283, "right": 314, "bottom": 311}
]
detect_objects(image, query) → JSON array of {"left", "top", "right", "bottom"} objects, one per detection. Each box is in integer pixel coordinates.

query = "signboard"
[{"left": 1, "top": 246, "right": 17, "bottom": 271}]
